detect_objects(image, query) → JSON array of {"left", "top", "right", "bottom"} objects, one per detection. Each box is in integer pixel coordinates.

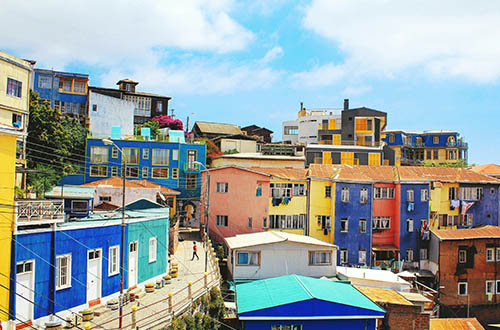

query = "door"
[
  {"left": 129, "top": 241, "right": 138, "bottom": 288},
  {"left": 16, "top": 261, "right": 34, "bottom": 322},
  {"left": 87, "top": 249, "right": 102, "bottom": 302}
]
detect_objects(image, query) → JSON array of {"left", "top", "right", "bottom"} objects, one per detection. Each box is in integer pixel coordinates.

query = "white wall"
[
  {"left": 88, "top": 91, "right": 134, "bottom": 138},
  {"left": 282, "top": 120, "right": 299, "bottom": 144},
  {"left": 94, "top": 186, "right": 159, "bottom": 206},
  {"left": 220, "top": 139, "right": 257, "bottom": 153},
  {"left": 228, "top": 241, "right": 337, "bottom": 280}
]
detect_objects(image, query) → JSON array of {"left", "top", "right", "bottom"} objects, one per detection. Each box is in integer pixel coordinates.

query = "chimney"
[
  {"left": 344, "top": 99, "right": 349, "bottom": 110},
  {"left": 300, "top": 102, "right": 304, "bottom": 111}
]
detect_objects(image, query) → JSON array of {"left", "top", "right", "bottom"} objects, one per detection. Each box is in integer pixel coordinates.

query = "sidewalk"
[{"left": 90, "top": 230, "right": 219, "bottom": 329}]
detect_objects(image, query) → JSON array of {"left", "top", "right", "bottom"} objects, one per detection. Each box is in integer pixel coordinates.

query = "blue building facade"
[
  {"left": 33, "top": 69, "right": 89, "bottom": 122},
  {"left": 459, "top": 183, "right": 500, "bottom": 227},
  {"left": 334, "top": 182, "right": 372, "bottom": 266},
  {"left": 84, "top": 138, "right": 206, "bottom": 200}
]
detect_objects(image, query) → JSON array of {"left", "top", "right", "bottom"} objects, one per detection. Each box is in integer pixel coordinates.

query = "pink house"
[{"left": 201, "top": 166, "right": 270, "bottom": 243}]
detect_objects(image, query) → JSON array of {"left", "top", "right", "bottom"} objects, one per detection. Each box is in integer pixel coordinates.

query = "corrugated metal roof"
[
  {"left": 430, "top": 318, "right": 484, "bottom": 330},
  {"left": 432, "top": 225, "right": 500, "bottom": 240},
  {"left": 82, "top": 177, "right": 180, "bottom": 195},
  {"left": 398, "top": 166, "right": 500, "bottom": 183},
  {"left": 224, "top": 231, "right": 336, "bottom": 249},
  {"left": 355, "top": 286, "right": 413, "bottom": 306},
  {"left": 398, "top": 291, "right": 432, "bottom": 303},
  {"left": 194, "top": 121, "right": 242, "bottom": 135},
  {"left": 308, "top": 165, "right": 395, "bottom": 182},
  {"left": 471, "top": 164, "right": 500, "bottom": 176},
  {"left": 46, "top": 186, "right": 96, "bottom": 199},
  {"left": 308, "top": 164, "right": 342, "bottom": 179},
  {"left": 236, "top": 275, "right": 385, "bottom": 315},
  {"left": 249, "top": 167, "right": 308, "bottom": 180},
  {"left": 337, "top": 266, "right": 411, "bottom": 286}
]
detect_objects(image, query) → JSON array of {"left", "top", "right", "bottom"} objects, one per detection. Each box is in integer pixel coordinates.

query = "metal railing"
[{"left": 16, "top": 200, "right": 65, "bottom": 223}]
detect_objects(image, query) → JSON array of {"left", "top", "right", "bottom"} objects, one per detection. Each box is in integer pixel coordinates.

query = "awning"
[{"left": 372, "top": 245, "right": 399, "bottom": 251}]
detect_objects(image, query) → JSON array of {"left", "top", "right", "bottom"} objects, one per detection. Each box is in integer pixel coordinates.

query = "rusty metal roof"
[
  {"left": 194, "top": 121, "right": 242, "bottom": 135},
  {"left": 430, "top": 318, "right": 484, "bottom": 330},
  {"left": 471, "top": 163, "right": 500, "bottom": 176},
  {"left": 308, "top": 165, "right": 395, "bottom": 182},
  {"left": 355, "top": 286, "right": 413, "bottom": 306},
  {"left": 308, "top": 164, "right": 342, "bottom": 179},
  {"left": 398, "top": 166, "right": 500, "bottom": 183},
  {"left": 249, "top": 167, "right": 308, "bottom": 180},
  {"left": 432, "top": 225, "right": 500, "bottom": 241}
]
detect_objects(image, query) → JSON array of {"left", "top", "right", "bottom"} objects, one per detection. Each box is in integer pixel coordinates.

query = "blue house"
[
  {"left": 84, "top": 138, "right": 206, "bottom": 201},
  {"left": 45, "top": 186, "right": 96, "bottom": 218},
  {"left": 33, "top": 69, "right": 89, "bottom": 123},
  {"left": 11, "top": 207, "right": 169, "bottom": 326},
  {"left": 334, "top": 182, "right": 372, "bottom": 267},
  {"left": 459, "top": 183, "right": 500, "bottom": 227},
  {"left": 236, "top": 274, "right": 385, "bottom": 330}
]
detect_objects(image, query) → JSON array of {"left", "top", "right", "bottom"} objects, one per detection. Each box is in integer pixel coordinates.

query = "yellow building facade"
[
  {"left": 308, "top": 178, "right": 335, "bottom": 244},
  {"left": 429, "top": 182, "right": 460, "bottom": 230}
]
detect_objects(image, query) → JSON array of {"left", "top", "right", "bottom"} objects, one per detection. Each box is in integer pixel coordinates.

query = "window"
[
  {"left": 284, "top": 126, "right": 299, "bottom": 135},
  {"left": 152, "top": 168, "right": 169, "bottom": 178},
  {"left": 56, "top": 254, "right": 71, "bottom": 290},
  {"left": 12, "top": 113, "right": 23, "bottom": 129},
  {"left": 123, "top": 95, "right": 152, "bottom": 116},
  {"left": 172, "top": 168, "right": 179, "bottom": 179},
  {"left": 272, "top": 325, "right": 302, "bottom": 330},
  {"left": 75, "top": 81, "right": 86, "bottom": 93},
  {"left": 216, "top": 182, "right": 228, "bottom": 193},
  {"left": 497, "top": 280, "right": 500, "bottom": 294},
  {"left": 216, "top": 215, "right": 228, "bottom": 227},
  {"left": 92, "top": 104, "right": 98, "bottom": 112},
  {"left": 340, "top": 249, "right": 348, "bottom": 264},
  {"left": 373, "top": 217, "right": 391, "bottom": 230},
  {"left": 487, "top": 248, "right": 495, "bottom": 262},
  {"left": 111, "top": 166, "right": 118, "bottom": 177},
  {"left": 256, "top": 183, "right": 262, "bottom": 196},
  {"left": 486, "top": 280, "right": 494, "bottom": 295},
  {"left": 449, "top": 187, "right": 458, "bottom": 200},
  {"left": 91, "top": 146, "right": 109, "bottom": 163},
  {"left": 156, "top": 102, "right": 163, "bottom": 113},
  {"left": 7, "top": 78, "right": 22, "bottom": 98},
  {"left": 38, "top": 76, "right": 52, "bottom": 89},
  {"left": 406, "top": 249, "right": 414, "bottom": 262},
  {"left": 293, "top": 184, "right": 305, "bottom": 196},
  {"left": 406, "top": 189, "right": 414, "bottom": 202},
  {"left": 186, "top": 174, "right": 197, "bottom": 190},
  {"left": 270, "top": 183, "right": 292, "bottom": 198},
  {"left": 71, "top": 200, "right": 88, "bottom": 214},
  {"left": 142, "top": 167, "right": 148, "bottom": 178},
  {"left": 433, "top": 136, "right": 439, "bottom": 144},
  {"left": 406, "top": 219, "right": 413, "bottom": 232},
  {"left": 90, "top": 166, "right": 108, "bottom": 177},
  {"left": 359, "top": 250, "right": 367, "bottom": 264},
  {"left": 123, "top": 148, "right": 139, "bottom": 164},
  {"left": 237, "top": 251, "right": 259, "bottom": 265},
  {"left": 142, "top": 148, "right": 149, "bottom": 160},
  {"left": 340, "top": 218, "right": 348, "bottom": 232},
  {"left": 325, "top": 186, "right": 332, "bottom": 198},
  {"left": 109, "top": 246, "right": 119, "bottom": 276},
  {"left": 149, "top": 237, "right": 157, "bottom": 263},
  {"left": 317, "top": 215, "right": 331, "bottom": 230},
  {"left": 374, "top": 187, "right": 395, "bottom": 199},
  {"left": 187, "top": 150, "right": 197, "bottom": 169},
  {"left": 458, "top": 214, "right": 473, "bottom": 227},
  {"left": 497, "top": 248, "right": 500, "bottom": 261},
  {"left": 309, "top": 251, "right": 331, "bottom": 265},
  {"left": 100, "top": 196, "right": 111, "bottom": 202},
  {"left": 16, "top": 261, "right": 33, "bottom": 274},
  {"left": 426, "top": 150, "right": 432, "bottom": 160},
  {"left": 125, "top": 167, "right": 139, "bottom": 178},
  {"left": 341, "top": 187, "right": 349, "bottom": 202},
  {"left": 152, "top": 149, "right": 169, "bottom": 165},
  {"left": 355, "top": 219, "right": 366, "bottom": 234},
  {"left": 360, "top": 188, "right": 368, "bottom": 204},
  {"left": 263, "top": 217, "right": 267, "bottom": 228},
  {"left": 420, "top": 248, "right": 428, "bottom": 260},
  {"left": 269, "top": 214, "right": 305, "bottom": 229},
  {"left": 458, "top": 282, "right": 467, "bottom": 296},
  {"left": 111, "top": 147, "right": 119, "bottom": 159},
  {"left": 421, "top": 189, "right": 429, "bottom": 202},
  {"left": 460, "top": 187, "right": 483, "bottom": 201},
  {"left": 172, "top": 149, "right": 179, "bottom": 161},
  {"left": 459, "top": 250, "right": 467, "bottom": 263},
  {"left": 248, "top": 217, "right": 252, "bottom": 228},
  {"left": 388, "top": 135, "right": 395, "bottom": 143}
]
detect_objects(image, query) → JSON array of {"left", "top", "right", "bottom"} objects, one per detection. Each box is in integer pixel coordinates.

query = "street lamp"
[
  {"left": 102, "top": 138, "right": 126, "bottom": 329},
  {"left": 194, "top": 160, "right": 209, "bottom": 272}
]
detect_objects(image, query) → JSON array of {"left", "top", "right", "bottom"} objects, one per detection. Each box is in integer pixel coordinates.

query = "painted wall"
[
  {"left": 219, "top": 139, "right": 256, "bottom": 153},
  {"left": 334, "top": 182, "right": 372, "bottom": 266},
  {"left": 228, "top": 241, "right": 336, "bottom": 280},
  {"left": 460, "top": 183, "right": 499, "bottom": 227},
  {"left": 202, "top": 167, "right": 270, "bottom": 243},
  {"left": 0, "top": 51, "right": 31, "bottom": 119},
  {"left": 210, "top": 157, "right": 305, "bottom": 169},
  {"left": 243, "top": 318, "right": 377, "bottom": 330},
  {"left": 372, "top": 183, "right": 400, "bottom": 249},
  {"left": 88, "top": 91, "right": 134, "bottom": 138},
  {"left": 308, "top": 179, "right": 334, "bottom": 244},
  {"left": 268, "top": 179, "right": 307, "bottom": 236},
  {"left": 127, "top": 217, "right": 169, "bottom": 285}
]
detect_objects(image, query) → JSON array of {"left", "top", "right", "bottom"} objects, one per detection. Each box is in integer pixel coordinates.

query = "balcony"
[
  {"left": 16, "top": 200, "right": 65, "bottom": 224},
  {"left": 183, "top": 163, "right": 201, "bottom": 173}
]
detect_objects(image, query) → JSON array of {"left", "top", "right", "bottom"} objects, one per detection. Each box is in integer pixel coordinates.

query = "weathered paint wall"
[
  {"left": 219, "top": 139, "right": 256, "bottom": 153},
  {"left": 430, "top": 182, "right": 459, "bottom": 230},
  {"left": 334, "top": 182, "right": 372, "bottom": 266},
  {"left": 308, "top": 179, "right": 334, "bottom": 244},
  {"left": 372, "top": 183, "right": 400, "bottom": 249},
  {"left": 268, "top": 179, "right": 307, "bottom": 236},
  {"left": 202, "top": 167, "right": 270, "bottom": 243},
  {"left": 88, "top": 91, "right": 134, "bottom": 138},
  {"left": 229, "top": 241, "right": 336, "bottom": 280},
  {"left": 460, "top": 183, "right": 499, "bottom": 227},
  {"left": 210, "top": 157, "right": 305, "bottom": 169},
  {"left": 0, "top": 51, "right": 31, "bottom": 118},
  {"left": 179, "top": 143, "right": 206, "bottom": 200},
  {"left": 127, "top": 217, "right": 169, "bottom": 285}
]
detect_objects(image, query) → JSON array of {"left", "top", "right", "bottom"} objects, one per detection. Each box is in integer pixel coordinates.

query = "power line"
[{"left": 0, "top": 306, "right": 38, "bottom": 330}]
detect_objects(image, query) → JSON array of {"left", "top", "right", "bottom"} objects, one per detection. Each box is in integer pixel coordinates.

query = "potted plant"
[{"left": 145, "top": 283, "right": 155, "bottom": 293}]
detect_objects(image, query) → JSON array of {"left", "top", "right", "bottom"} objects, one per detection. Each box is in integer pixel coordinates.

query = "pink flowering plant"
[{"left": 152, "top": 115, "right": 184, "bottom": 130}]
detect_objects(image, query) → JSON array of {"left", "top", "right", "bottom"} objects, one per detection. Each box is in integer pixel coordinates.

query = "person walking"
[{"left": 191, "top": 241, "right": 199, "bottom": 261}]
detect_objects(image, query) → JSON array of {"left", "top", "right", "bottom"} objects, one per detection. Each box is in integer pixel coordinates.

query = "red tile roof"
[
  {"left": 83, "top": 177, "right": 180, "bottom": 195},
  {"left": 430, "top": 318, "right": 484, "bottom": 330},
  {"left": 398, "top": 166, "right": 500, "bottom": 183},
  {"left": 433, "top": 225, "right": 500, "bottom": 241},
  {"left": 471, "top": 163, "right": 500, "bottom": 176},
  {"left": 308, "top": 165, "right": 396, "bottom": 182},
  {"left": 249, "top": 167, "right": 308, "bottom": 180}
]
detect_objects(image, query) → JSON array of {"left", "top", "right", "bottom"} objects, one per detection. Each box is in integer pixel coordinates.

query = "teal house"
[{"left": 236, "top": 275, "right": 385, "bottom": 330}]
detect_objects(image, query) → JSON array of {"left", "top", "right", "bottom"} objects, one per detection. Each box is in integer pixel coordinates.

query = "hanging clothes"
[
  {"left": 461, "top": 201, "right": 475, "bottom": 215},
  {"left": 407, "top": 202, "right": 414, "bottom": 212}
]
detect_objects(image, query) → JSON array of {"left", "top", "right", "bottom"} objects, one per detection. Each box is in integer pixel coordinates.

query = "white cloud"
[
  {"left": 0, "top": 0, "right": 253, "bottom": 68},
  {"left": 261, "top": 46, "right": 284, "bottom": 64},
  {"left": 342, "top": 86, "right": 372, "bottom": 96},
  {"left": 291, "top": 62, "right": 347, "bottom": 88},
  {"left": 302, "top": 0, "right": 500, "bottom": 82}
]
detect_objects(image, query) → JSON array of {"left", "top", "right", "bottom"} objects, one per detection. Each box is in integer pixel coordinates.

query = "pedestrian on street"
[{"left": 192, "top": 241, "right": 199, "bottom": 261}]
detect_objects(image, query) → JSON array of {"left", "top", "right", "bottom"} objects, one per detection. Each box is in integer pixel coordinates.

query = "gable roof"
[
  {"left": 194, "top": 121, "right": 242, "bottom": 135},
  {"left": 236, "top": 275, "right": 385, "bottom": 315},
  {"left": 249, "top": 167, "right": 308, "bottom": 180},
  {"left": 308, "top": 165, "right": 395, "bottom": 182},
  {"left": 471, "top": 163, "right": 500, "bottom": 176},
  {"left": 82, "top": 177, "right": 180, "bottom": 195},
  {"left": 397, "top": 166, "right": 500, "bottom": 183},
  {"left": 432, "top": 225, "right": 500, "bottom": 241},
  {"left": 205, "top": 165, "right": 271, "bottom": 177},
  {"left": 211, "top": 133, "right": 259, "bottom": 142},
  {"left": 430, "top": 318, "right": 484, "bottom": 330},
  {"left": 225, "top": 231, "right": 336, "bottom": 250},
  {"left": 355, "top": 286, "right": 413, "bottom": 306}
]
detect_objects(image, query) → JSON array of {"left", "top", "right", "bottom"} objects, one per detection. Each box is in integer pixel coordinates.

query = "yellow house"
[
  {"left": 429, "top": 182, "right": 460, "bottom": 230},
  {"left": 0, "top": 125, "right": 26, "bottom": 322},
  {"left": 250, "top": 168, "right": 308, "bottom": 236}
]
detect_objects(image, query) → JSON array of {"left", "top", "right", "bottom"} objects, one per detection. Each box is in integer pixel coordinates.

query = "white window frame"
[
  {"left": 458, "top": 282, "right": 468, "bottom": 296},
  {"left": 486, "top": 280, "right": 494, "bottom": 295},
  {"left": 71, "top": 200, "right": 88, "bottom": 214},
  {"left": 497, "top": 280, "right": 500, "bottom": 294},
  {"left": 236, "top": 251, "right": 260, "bottom": 266},
  {"left": 341, "top": 187, "right": 349, "bottom": 203},
  {"left": 421, "top": 189, "right": 429, "bottom": 202},
  {"left": 340, "top": 249, "right": 348, "bottom": 264},
  {"left": 406, "top": 189, "right": 414, "bottom": 202},
  {"left": 309, "top": 251, "right": 332, "bottom": 265},
  {"left": 325, "top": 186, "right": 332, "bottom": 198},
  {"left": 360, "top": 188, "right": 368, "bottom": 204},
  {"left": 108, "top": 245, "right": 120, "bottom": 276},
  {"left": 172, "top": 149, "right": 179, "bottom": 161},
  {"left": 90, "top": 146, "right": 109, "bottom": 164},
  {"left": 216, "top": 182, "right": 228, "bottom": 193},
  {"left": 459, "top": 250, "right": 467, "bottom": 263},
  {"left": 216, "top": 215, "right": 228, "bottom": 227},
  {"left": 406, "top": 219, "right": 414, "bottom": 232},
  {"left": 152, "top": 149, "right": 169, "bottom": 166},
  {"left": 496, "top": 247, "right": 500, "bottom": 262},
  {"left": 373, "top": 216, "right": 391, "bottom": 230},
  {"left": 340, "top": 218, "right": 348, "bottom": 232},
  {"left": 359, "top": 250, "right": 367, "bottom": 265},
  {"left": 406, "top": 249, "right": 413, "bottom": 262},
  {"left": 359, "top": 219, "right": 367, "bottom": 233},
  {"left": 149, "top": 237, "right": 157, "bottom": 263},
  {"left": 56, "top": 254, "right": 72, "bottom": 290},
  {"left": 420, "top": 248, "right": 428, "bottom": 260},
  {"left": 487, "top": 248, "right": 495, "bottom": 262}
]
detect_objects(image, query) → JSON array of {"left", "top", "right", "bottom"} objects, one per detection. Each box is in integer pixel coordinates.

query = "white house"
[
  {"left": 225, "top": 231, "right": 337, "bottom": 280},
  {"left": 88, "top": 90, "right": 135, "bottom": 138},
  {"left": 336, "top": 266, "right": 412, "bottom": 292}
]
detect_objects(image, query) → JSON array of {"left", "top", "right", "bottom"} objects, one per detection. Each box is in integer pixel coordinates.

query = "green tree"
[{"left": 143, "top": 121, "right": 160, "bottom": 139}]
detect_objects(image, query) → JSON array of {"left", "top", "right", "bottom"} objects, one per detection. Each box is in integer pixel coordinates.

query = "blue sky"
[{"left": 1, "top": 0, "right": 499, "bottom": 164}]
